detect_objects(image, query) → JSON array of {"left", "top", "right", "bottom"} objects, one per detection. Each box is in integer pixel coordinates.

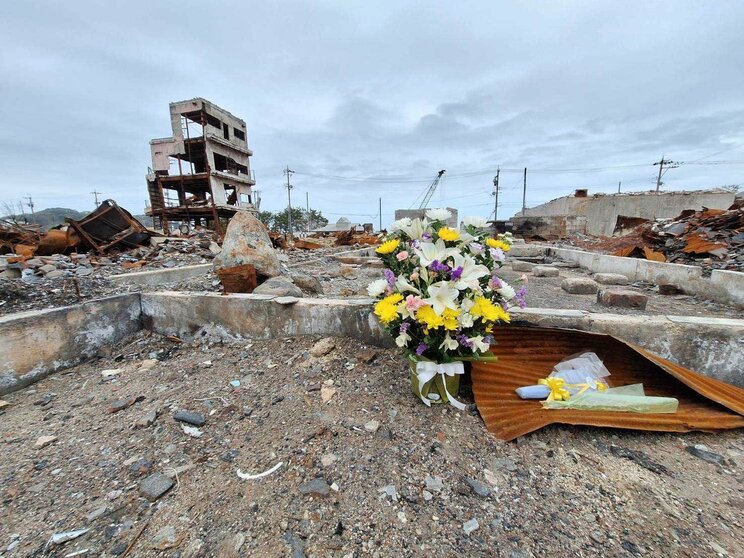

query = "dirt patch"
[{"left": 1, "top": 332, "right": 742, "bottom": 557}]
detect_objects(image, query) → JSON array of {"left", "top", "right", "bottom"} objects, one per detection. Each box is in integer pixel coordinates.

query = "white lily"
[
  {"left": 450, "top": 252, "right": 490, "bottom": 290},
  {"left": 469, "top": 335, "right": 491, "bottom": 353},
  {"left": 367, "top": 279, "right": 388, "bottom": 297},
  {"left": 395, "top": 331, "right": 412, "bottom": 348},
  {"left": 462, "top": 216, "right": 489, "bottom": 228},
  {"left": 439, "top": 334, "right": 459, "bottom": 351},
  {"left": 395, "top": 276, "right": 421, "bottom": 295},
  {"left": 414, "top": 239, "right": 457, "bottom": 268},
  {"left": 426, "top": 208, "right": 452, "bottom": 221},
  {"left": 423, "top": 281, "right": 460, "bottom": 315},
  {"left": 400, "top": 217, "right": 427, "bottom": 240}
]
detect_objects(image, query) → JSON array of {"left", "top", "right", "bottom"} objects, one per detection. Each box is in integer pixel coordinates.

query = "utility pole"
[
  {"left": 492, "top": 167, "right": 500, "bottom": 221},
  {"left": 618, "top": 181, "right": 621, "bottom": 194},
  {"left": 91, "top": 190, "right": 102, "bottom": 207},
  {"left": 23, "top": 196, "right": 35, "bottom": 216},
  {"left": 306, "top": 191, "right": 310, "bottom": 233},
  {"left": 522, "top": 167, "right": 527, "bottom": 213},
  {"left": 283, "top": 166, "right": 294, "bottom": 235},
  {"left": 379, "top": 197, "right": 382, "bottom": 231},
  {"left": 653, "top": 156, "right": 679, "bottom": 193}
]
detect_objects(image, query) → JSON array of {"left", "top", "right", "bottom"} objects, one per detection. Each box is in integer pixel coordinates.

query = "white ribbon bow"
[{"left": 415, "top": 361, "right": 466, "bottom": 410}]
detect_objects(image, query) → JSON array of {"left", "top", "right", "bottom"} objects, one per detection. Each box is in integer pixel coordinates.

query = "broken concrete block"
[
  {"left": 532, "top": 266, "right": 560, "bottom": 277},
  {"left": 45, "top": 270, "right": 67, "bottom": 279},
  {"left": 289, "top": 273, "right": 323, "bottom": 294},
  {"left": 561, "top": 278, "right": 599, "bottom": 294},
  {"left": 174, "top": 410, "right": 206, "bottom": 427},
  {"left": 311, "top": 337, "right": 336, "bottom": 357},
  {"left": 298, "top": 478, "right": 331, "bottom": 497},
  {"left": 597, "top": 289, "right": 648, "bottom": 310},
  {"left": 253, "top": 277, "right": 303, "bottom": 297},
  {"left": 139, "top": 473, "right": 175, "bottom": 501},
  {"left": 510, "top": 260, "right": 535, "bottom": 272},
  {"left": 34, "top": 435, "right": 58, "bottom": 449},
  {"left": 213, "top": 211, "right": 281, "bottom": 278},
  {"left": 38, "top": 264, "right": 57, "bottom": 275},
  {"left": 593, "top": 273, "right": 629, "bottom": 285}
]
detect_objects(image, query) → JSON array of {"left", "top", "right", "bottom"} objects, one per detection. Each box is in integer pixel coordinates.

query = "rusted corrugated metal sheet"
[
  {"left": 472, "top": 326, "right": 744, "bottom": 441},
  {"left": 681, "top": 233, "right": 728, "bottom": 255},
  {"left": 66, "top": 200, "right": 152, "bottom": 253}
]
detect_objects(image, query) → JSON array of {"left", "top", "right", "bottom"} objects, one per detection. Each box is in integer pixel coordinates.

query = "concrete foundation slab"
[{"left": 109, "top": 264, "right": 212, "bottom": 286}]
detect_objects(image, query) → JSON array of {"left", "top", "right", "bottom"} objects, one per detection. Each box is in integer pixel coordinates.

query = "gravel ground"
[{"left": 1, "top": 332, "right": 742, "bottom": 558}]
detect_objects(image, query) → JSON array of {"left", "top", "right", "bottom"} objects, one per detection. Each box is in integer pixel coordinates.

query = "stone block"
[
  {"left": 139, "top": 473, "right": 174, "bottom": 501},
  {"left": 594, "top": 273, "right": 629, "bottom": 285},
  {"left": 510, "top": 260, "right": 535, "bottom": 272},
  {"left": 532, "top": 266, "right": 560, "bottom": 277},
  {"left": 597, "top": 289, "right": 648, "bottom": 310},
  {"left": 561, "top": 278, "right": 599, "bottom": 294}
]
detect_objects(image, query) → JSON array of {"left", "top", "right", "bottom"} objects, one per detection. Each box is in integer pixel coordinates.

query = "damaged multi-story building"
[{"left": 146, "top": 98, "right": 257, "bottom": 235}]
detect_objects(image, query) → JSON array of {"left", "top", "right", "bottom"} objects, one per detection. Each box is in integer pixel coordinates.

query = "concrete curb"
[
  {"left": 108, "top": 264, "right": 212, "bottom": 286},
  {"left": 509, "top": 244, "right": 744, "bottom": 308},
  {"left": 0, "top": 294, "right": 142, "bottom": 395},
  {"left": 1, "top": 292, "right": 742, "bottom": 394}
]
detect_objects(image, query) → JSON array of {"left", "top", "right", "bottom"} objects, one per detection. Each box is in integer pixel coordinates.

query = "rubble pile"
[
  {"left": 1, "top": 331, "right": 740, "bottom": 557},
  {"left": 560, "top": 201, "right": 744, "bottom": 272}
]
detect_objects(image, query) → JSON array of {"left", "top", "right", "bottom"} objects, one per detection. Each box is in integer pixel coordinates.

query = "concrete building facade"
[
  {"left": 146, "top": 98, "right": 257, "bottom": 235},
  {"left": 513, "top": 189, "right": 736, "bottom": 238}
]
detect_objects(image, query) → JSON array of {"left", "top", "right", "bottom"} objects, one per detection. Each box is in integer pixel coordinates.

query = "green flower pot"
[{"left": 410, "top": 362, "right": 461, "bottom": 405}]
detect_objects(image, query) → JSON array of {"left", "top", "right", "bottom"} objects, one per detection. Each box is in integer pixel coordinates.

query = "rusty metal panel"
[
  {"left": 471, "top": 326, "right": 744, "bottom": 441},
  {"left": 66, "top": 200, "right": 152, "bottom": 253}
]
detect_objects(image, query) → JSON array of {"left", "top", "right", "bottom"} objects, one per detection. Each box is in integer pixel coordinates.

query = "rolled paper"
[{"left": 515, "top": 385, "right": 551, "bottom": 399}]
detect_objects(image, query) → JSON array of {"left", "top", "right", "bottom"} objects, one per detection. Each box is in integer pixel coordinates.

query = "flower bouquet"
[{"left": 368, "top": 209, "right": 526, "bottom": 410}]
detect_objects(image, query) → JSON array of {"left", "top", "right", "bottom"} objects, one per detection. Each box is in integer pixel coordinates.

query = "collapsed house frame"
[{"left": 146, "top": 98, "right": 258, "bottom": 236}]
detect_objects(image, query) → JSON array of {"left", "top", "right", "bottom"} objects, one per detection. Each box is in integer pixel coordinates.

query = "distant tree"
[
  {"left": 267, "top": 208, "right": 329, "bottom": 234},
  {"left": 257, "top": 210, "right": 274, "bottom": 229}
]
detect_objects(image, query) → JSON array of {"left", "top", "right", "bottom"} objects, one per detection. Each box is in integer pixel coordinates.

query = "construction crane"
[{"left": 418, "top": 170, "right": 446, "bottom": 209}]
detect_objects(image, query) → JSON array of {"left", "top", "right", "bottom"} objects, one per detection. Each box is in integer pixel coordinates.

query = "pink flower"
[
  {"left": 396, "top": 251, "right": 409, "bottom": 261},
  {"left": 520, "top": 274, "right": 529, "bottom": 284},
  {"left": 404, "top": 294, "right": 426, "bottom": 312},
  {"left": 410, "top": 271, "right": 420, "bottom": 282}
]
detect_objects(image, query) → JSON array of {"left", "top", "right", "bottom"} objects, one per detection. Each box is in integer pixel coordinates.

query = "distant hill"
[{"left": 2, "top": 207, "right": 89, "bottom": 230}]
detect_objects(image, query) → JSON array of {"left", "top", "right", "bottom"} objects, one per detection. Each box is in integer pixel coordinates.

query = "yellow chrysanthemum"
[
  {"left": 470, "top": 296, "right": 510, "bottom": 323},
  {"left": 374, "top": 293, "right": 403, "bottom": 324},
  {"left": 438, "top": 227, "right": 460, "bottom": 242},
  {"left": 442, "top": 307, "right": 461, "bottom": 330},
  {"left": 376, "top": 238, "right": 400, "bottom": 255},
  {"left": 416, "top": 305, "right": 444, "bottom": 330},
  {"left": 486, "top": 238, "right": 511, "bottom": 252}
]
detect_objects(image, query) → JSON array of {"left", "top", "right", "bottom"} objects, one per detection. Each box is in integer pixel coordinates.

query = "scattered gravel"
[{"left": 1, "top": 331, "right": 741, "bottom": 557}]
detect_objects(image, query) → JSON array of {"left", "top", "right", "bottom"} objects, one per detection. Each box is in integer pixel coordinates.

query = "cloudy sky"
[{"left": 1, "top": 1, "right": 743, "bottom": 226}]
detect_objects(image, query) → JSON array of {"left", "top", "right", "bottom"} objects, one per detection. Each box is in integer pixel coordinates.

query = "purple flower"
[
  {"left": 456, "top": 333, "right": 474, "bottom": 349},
  {"left": 469, "top": 242, "right": 484, "bottom": 254},
  {"left": 515, "top": 286, "right": 527, "bottom": 309},
  {"left": 416, "top": 342, "right": 428, "bottom": 356},
  {"left": 428, "top": 259, "right": 450, "bottom": 273},
  {"left": 399, "top": 322, "right": 410, "bottom": 333},
  {"left": 490, "top": 247, "right": 505, "bottom": 262},
  {"left": 384, "top": 268, "right": 396, "bottom": 289},
  {"left": 410, "top": 239, "right": 420, "bottom": 249},
  {"left": 422, "top": 232, "right": 433, "bottom": 241},
  {"left": 483, "top": 335, "right": 494, "bottom": 345},
  {"left": 450, "top": 266, "right": 463, "bottom": 281},
  {"left": 489, "top": 275, "right": 502, "bottom": 289}
]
